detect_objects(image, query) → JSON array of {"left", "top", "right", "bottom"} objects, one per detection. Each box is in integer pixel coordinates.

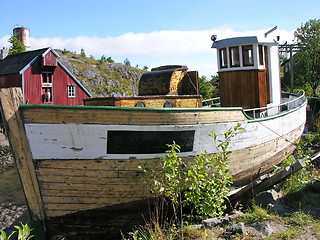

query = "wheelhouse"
[{"left": 212, "top": 36, "right": 281, "bottom": 111}]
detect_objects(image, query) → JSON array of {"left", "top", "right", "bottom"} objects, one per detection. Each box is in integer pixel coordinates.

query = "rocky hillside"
[{"left": 55, "top": 49, "right": 146, "bottom": 97}]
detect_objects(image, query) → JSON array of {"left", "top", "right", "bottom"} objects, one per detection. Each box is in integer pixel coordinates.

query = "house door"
[{"left": 41, "top": 72, "right": 53, "bottom": 104}]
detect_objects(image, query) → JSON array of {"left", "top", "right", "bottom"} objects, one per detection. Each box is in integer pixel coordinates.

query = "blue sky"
[{"left": 0, "top": 0, "right": 319, "bottom": 77}]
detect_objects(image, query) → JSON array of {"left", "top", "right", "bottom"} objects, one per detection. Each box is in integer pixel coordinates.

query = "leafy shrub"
[
  {"left": 80, "top": 48, "right": 86, "bottom": 58},
  {"left": 98, "top": 55, "right": 107, "bottom": 65},
  {"left": 140, "top": 123, "right": 242, "bottom": 222},
  {"left": 107, "top": 57, "right": 114, "bottom": 63},
  {"left": 124, "top": 58, "right": 131, "bottom": 67}
]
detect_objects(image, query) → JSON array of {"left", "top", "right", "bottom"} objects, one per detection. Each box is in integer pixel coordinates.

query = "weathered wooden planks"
[
  {"left": 219, "top": 70, "right": 269, "bottom": 109},
  {"left": 0, "top": 88, "right": 44, "bottom": 220},
  {"left": 21, "top": 106, "right": 246, "bottom": 125},
  {"left": 37, "top": 168, "right": 144, "bottom": 179},
  {"left": 34, "top": 157, "right": 158, "bottom": 217},
  {"left": 226, "top": 123, "right": 302, "bottom": 185},
  {"left": 84, "top": 95, "right": 202, "bottom": 108},
  {"left": 37, "top": 158, "right": 158, "bottom": 169},
  {"left": 137, "top": 68, "right": 199, "bottom": 96},
  {"left": 29, "top": 121, "right": 304, "bottom": 218}
]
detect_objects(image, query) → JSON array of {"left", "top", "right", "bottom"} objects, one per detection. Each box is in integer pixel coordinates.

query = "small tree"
[
  {"left": 293, "top": 19, "right": 320, "bottom": 96},
  {"left": 199, "top": 75, "right": 220, "bottom": 99},
  {"left": 98, "top": 55, "right": 106, "bottom": 64},
  {"left": 62, "top": 48, "right": 71, "bottom": 54},
  {"left": 199, "top": 76, "right": 211, "bottom": 99},
  {"left": 80, "top": 48, "right": 86, "bottom": 57},
  {"left": 143, "top": 65, "right": 148, "bottom": 71},
  {"left": 124, "top": 58, "right": 131, "bottom": 67},
  {"left": 106, "top": 56, "right": 114, "bottom": 63},
  {"left": 140, "top": 123, "right": 242, "bottom": 222},
  {"left": 8, "top": 35, "right": 26, "bottom": 55},
  {"left": 210, "top": 74, "right": 220, "bottom": 98}
]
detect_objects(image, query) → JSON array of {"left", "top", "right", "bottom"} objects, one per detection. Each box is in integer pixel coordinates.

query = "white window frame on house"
[{"left": 68, "top": 85, "right": 76, "bottom": 98}]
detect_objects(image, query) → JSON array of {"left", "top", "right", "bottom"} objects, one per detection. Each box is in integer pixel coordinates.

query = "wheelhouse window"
[
  {"left": 242, "top": 45, "right": 254, "bottom": 66},
  {"left": 229, "top": 46, "right": 240, "bottom": 67},
  {"left": 258, "top": 45, "right": 264, "bottom": 65},
  {"left": 219, "top": 48, "right": 228, "bottom": 68},
  {"left": 68, "top": 85, "right": 76, "bottom": 98}
]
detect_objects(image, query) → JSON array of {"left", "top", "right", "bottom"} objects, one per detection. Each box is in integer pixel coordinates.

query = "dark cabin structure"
[
  {"left": 0, "top": 48, "right": 91, "bottom": 105},
  {"left": 84, "top": 65, "right": 201, "bottom": 108},
  {"left": 212, "top": 36, "right": 281, "bottom": 110}
]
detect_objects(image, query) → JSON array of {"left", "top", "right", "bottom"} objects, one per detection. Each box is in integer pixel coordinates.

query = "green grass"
[
  {"left": 124, "top": 166, "right": 320, "bottom": 240},
  {"left": 235, "top": 204, "right": 282, "bottom": 224},
  {"left": 267, "top": 211, "right": 320, "bottom": 240},
  {"left": 124, "top": 129, "right": 320, "bottom": 240}
]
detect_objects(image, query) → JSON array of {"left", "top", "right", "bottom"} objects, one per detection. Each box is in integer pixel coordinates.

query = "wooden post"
[
  {"left": 0, "top": 88, "right": 45, "bottom": 221},
  {"left": 229, "top": 158, "right": 307, "bottom": 202},
  {"left": 289, "top": 45, "right": 294, "bottom": 92}
]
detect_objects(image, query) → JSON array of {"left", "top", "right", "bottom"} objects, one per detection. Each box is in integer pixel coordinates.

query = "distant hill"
[{"left": 55, "top": 49, "right": 146, "bottom": 97}]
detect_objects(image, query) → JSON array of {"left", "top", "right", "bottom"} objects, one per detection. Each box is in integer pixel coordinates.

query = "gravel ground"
[
  {"left": 0, "top": 203, "right": 28, "bottom": 230},
  {"left": 0, "top": 133, "right": 29, "bottom": 232},
  {"left": 0, "top": 140, "right": 14, "bottom": 170}
]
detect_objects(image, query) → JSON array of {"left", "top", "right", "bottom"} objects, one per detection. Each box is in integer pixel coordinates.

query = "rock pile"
[
  {"left": 191, "top": 210, "right": 287, "bottom": 239},
  {"left": 0, "top": 145, "right": 14, "bottom": 170},
  {"left": 57, "top": 50, "right": 145, "bottom": 98},
  {"left": 0, "top": 132, "right": 14, "bottom": 171}
]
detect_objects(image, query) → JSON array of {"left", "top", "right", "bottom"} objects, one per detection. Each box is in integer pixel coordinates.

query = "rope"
[
  {"left": 185, "top": 71, "right": 200, "bottom": 95},
  {"left": 257, "top": 120, "right": 297, "bottom": 145}
]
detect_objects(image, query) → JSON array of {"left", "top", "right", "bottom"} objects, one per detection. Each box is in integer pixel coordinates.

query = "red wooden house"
[{"left": 0, "top": 47, "right": 91, "bottom": 105}]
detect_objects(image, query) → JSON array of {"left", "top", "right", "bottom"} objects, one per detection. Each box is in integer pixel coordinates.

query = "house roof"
[{"left": 0, "top": 48, "right": 52, "bottom": 75}]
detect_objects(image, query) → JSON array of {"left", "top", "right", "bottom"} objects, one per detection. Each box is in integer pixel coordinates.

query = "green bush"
[
  {"left": 107, "top": 57, "right": 114, "bottom": 63},
  {"left": 140, "top": 123, "right": 242, "bottom": 221}
]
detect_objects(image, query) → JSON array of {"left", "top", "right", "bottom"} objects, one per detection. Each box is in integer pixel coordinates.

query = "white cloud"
[
  {"left": 2, "top": 27, "right": 295, "bottom": 77},
  {"left": 0, "top": 35, "right": 10, "bottom": 48}
]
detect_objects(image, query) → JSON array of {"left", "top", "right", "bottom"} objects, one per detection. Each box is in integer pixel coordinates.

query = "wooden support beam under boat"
[
  {"left": 0, "top": 87, "right": 45, "bottom": 221},
  {"left": 228, "top": 150, "right": 320, "bottom": 202}
]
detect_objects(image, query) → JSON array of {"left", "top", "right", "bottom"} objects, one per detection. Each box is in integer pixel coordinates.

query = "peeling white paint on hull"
[{"left": 24, "top": 101, "right": 306, "bottom": 162}]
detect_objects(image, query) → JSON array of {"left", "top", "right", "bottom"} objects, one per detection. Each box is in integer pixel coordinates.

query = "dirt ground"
[{"left": 0, "top": 167, "right": 25, "bottom": 204}]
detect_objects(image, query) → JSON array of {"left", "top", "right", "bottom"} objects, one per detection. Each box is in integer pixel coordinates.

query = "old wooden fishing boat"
[{"left": 0, "top": 36, "right": 307, "bottom": 239}]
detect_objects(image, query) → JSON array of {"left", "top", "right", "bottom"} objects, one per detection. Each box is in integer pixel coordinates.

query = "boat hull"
[
  {"left": 32, "top": 123, "right": 303, "bottom": 218},
  {"left": 0, "top": 88, "right": 307, "bottom": 239},
  {"left": 18, "top": 101, "right": 306, "bottom": 218}
]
